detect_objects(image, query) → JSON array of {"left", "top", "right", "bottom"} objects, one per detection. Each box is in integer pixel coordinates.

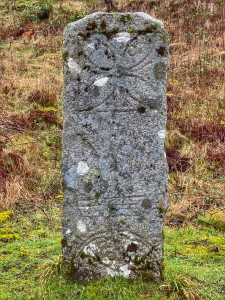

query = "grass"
[
  {"left": 0, "top": 0, "right": 225, "bottom": 299},
  {"left": 1, "top": 204, "right": 225, "bottom": 300}
]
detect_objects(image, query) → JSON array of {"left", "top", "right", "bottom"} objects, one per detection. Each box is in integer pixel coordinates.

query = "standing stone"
[{"left": 62, "top": 12, "right": 169, "bottom": 282}]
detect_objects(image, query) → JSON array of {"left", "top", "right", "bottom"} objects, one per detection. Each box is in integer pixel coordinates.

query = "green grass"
[
  {"left": 1, "top": 205, "right": 224, "bottom": 300},
  {"left": 165, "top": 227, "right": 225, "bottom": 299}
]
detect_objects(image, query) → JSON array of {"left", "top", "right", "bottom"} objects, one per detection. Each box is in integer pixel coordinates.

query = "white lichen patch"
[
  {"left": 122, "top": 231, "right": 134, "bottom": 239},
  {"left": 102, "top": 257, "right": 111, "bottom": 265},
  {"left": 94, "top": 77, "right": 109, "bottom": 87},
  {"left": 119, "top": 264, "right": 131, "bottom": 278},
  {"left": 77, "top": 161, "right": 89, "bottom": 175},
  {"left": 114, "top": 32, "right": 131, "bottom": 43},
  {"left": 77, "top": 220, "right": 86, "bottom": 233},
  {"left": 106, "top": 267, "right": 119, "bottom": 277},
  {"left": 158, "top": 130, "right": 166, "bottom": 139},
  {"left": 106, "top": 262, "right": 131, "bottom": 278},
  {"left": 64, "top": 165, "right": 77, "bottom": 188},
  {"left": 105, "top": 260, "right": 119, "bottom": 276},
  {"left": 87, "top": 42, "right": 95, "bottom": 49},
  {"left": 83, "top": 243, "right": 97, "bottom": 257},
  {"left": 68, "top": 57, "right": 81, "bottom": 75},
  {"left": 65, "top": 229, "right": 71, "bottom": 235}
]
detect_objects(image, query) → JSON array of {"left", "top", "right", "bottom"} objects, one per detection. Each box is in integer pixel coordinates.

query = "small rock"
[
  {"left": 1, "top": 238, "right": 8, "bottom": 243},
  {"left": 0, "top": 251, "right": 10, "bottom": 255},
  {"left": 211, "top": 246, "right": 219, "bottom": 252}
]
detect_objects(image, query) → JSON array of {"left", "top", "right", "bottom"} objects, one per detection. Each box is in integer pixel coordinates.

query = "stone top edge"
[{"left": 64, "top": 11, "right": 165, "bottom": 36}]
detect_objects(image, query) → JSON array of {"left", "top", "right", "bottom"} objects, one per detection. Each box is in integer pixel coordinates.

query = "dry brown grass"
[
  {"left": 0, "top": 0, "right": 224, "bottom": 222},
  {"left": 0, "top": 1, "right": 63, "bottom": 210},
  {"left": 0, "top": 110, "right": 62, "bottom": 131},
  {"left": 149, "top": 0, "right": 225, "bottom": 221},
  {"left": 161, "top": 274, "right": 200, "bottom": 300},
  {"left": 0, "top": 177, "right": 31, "bottom": 210},
  {"left": 27, "top": 75, "right": 60, "bottom": 107}
]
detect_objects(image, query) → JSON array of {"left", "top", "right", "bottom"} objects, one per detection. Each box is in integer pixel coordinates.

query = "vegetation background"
[{"left": 0, "top": 0, "right": 224, "bottom": 299}]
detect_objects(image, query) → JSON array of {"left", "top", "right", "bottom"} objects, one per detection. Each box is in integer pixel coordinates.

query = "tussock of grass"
[
  {"left": 198, "top": 210, "right": 225, "bottom": 231},
  {"left": 161, "top": 275, "right": 200, "bottom": 300}
]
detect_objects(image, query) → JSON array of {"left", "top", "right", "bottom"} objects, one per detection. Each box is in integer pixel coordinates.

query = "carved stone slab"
[{"left": 62, "top": 12, "right": 169, "bottom": 282}]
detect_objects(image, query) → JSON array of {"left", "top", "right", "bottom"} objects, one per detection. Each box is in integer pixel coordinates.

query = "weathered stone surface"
[{"left": 62, "top": 12, "right": 169, "bottom": 282}]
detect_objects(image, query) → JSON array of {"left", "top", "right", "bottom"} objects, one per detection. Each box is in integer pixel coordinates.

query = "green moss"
[
  {"left": 65, "top": 259, "right": 76, "bottom": 276},
  {"left": 126, "top": 24, "right": 159, "bottom": 37},
  {"left": 120, "top": 219, "right": 126, "bottom": 225},
  {"left": 146, "top": 24, "right": 158, "bottom": 33},
  {"left": 61, "top": 238, "right": 67, "bottom": 248},
  {"left": 156, "top": 47, "right": 167, "bottom": 57},
  {"left": 78, "top": 31, "right": 91, "bottom": 40},
  {"left": 159, "top": 262, "right": 165, "bottom": 280},
  {"left": 125, "top": 14, "right": 132, "bottom": 22},
  {"left": 142, "top": 271, "right": 155, "bottom": 281},
  {"left": 86, "top": 20, "right": 98, "bottom": 31},
  {"left": 133, "top": 255, "right": 145, "bottom": 265},
  {"left": 95, "top": 191, "right": 101, "bottom": 199},
  {"left": 120, "top": 14, "right": 132, "bottom": 24},
  {"left": 141, "top": 199, "right": 151, "bottom": 209},
  {"left": 120, "top": 15, "right": 126, "bottom": 24},
  {"left": 158, "top": 207, "right": 164, "bottom": 214},
  {"left": 100, "top": 20, "right": 107, "bottom": 33},
  {"left": 127, "top": 28, "right": 137, "bottom": 34},
  {"left": 161, "top": 34, "right": 167, "bottom": 43},
  {"left": 98, "top": 27, "right": 120, "bottom": 38},
  {"left": 158, "top": 200, "right": 165, "bottom": 214},
  {"left": 62, "top": 51, "right": 69, "bottom": 62},
  {"left": 95, "top": 254, "right": 101, "bottom": 262}
]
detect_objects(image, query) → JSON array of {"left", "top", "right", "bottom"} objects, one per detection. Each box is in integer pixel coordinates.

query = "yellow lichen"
[
  {"left": 209, "top": 236, "right": 225, "bottom": 244},
  {"left": 0, "top": 228, "right": 20, "bottom": 241},
  {"left": 0, "top": 211, "right": 14, "bottom": 223},
  {"left": 180, "top": 245, "right": 208, "bottom": 257},
  {"left": 19, "top": 248, "right": 30, "bottom": 257},
  {"left": 0, "top": 233, "right": 20, "bottom": 241}
]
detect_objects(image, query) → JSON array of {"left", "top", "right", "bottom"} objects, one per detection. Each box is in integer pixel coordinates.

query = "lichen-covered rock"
[{"left": 62, "top": 12, "right": 169, "bottom": 282}]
